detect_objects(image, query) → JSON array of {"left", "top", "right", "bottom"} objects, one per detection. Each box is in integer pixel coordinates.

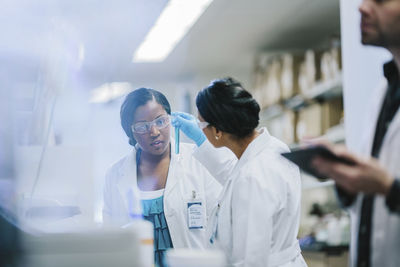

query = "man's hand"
[{"left": 310, "top": 143, "right": 394, "bottom": 196}]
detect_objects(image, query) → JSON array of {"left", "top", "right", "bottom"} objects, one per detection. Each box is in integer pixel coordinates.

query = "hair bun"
[{"left": 196, "top": 77, "right": 260, "bottom": 138}]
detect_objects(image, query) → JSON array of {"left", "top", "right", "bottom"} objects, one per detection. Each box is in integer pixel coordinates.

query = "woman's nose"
[{"left": 149, "top": 124, "right": 160, "bottom": 136}]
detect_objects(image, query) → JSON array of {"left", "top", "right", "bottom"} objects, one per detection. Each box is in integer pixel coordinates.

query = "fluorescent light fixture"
[
  {"left": 89, "top": 82, "right": 132, "bottom": 103},
  {"left": 133, "top": 0, "right": 214, "bottom": 63}
]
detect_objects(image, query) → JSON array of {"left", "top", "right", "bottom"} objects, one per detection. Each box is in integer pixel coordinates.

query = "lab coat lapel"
[
  {"left": 116, "top": 149, "right": 138, "bottom": 211},
  {"left": 164, "top": 139, "right": 179, "bottom": 199},
  {"left": 116, "top": 139, "right": 180, "bottom": 202},
  {"left": 382, "top": 104, "right": 400, "bottom": 151},
  {"left": 360, "top": 79, "right": 388, "bottom": 155}
]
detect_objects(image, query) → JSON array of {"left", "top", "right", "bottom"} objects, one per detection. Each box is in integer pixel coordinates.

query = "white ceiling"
[{"left": 2, "top": 0, "right": 340, "bottom": 89}]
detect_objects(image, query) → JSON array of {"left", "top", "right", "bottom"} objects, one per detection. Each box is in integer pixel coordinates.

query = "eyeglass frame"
[{"left": 131, "top": 114, "right": 171, "bottom": 134}]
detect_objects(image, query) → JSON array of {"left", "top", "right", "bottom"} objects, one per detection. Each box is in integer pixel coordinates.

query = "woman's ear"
[{"left": 211, "top": 126, "right": 222, "bottom": 140}]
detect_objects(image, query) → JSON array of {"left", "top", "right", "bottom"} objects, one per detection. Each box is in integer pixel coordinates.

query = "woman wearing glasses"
[
  {"left": 102, "top": 88, "right": 222, "bottom": 267},
  {"left": 172, "top": 78, "right": 306, "bottom": 267}
]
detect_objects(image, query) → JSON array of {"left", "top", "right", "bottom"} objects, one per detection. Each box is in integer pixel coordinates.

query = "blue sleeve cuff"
[
  {"left": 386, "top": 179, "right": 400, "bottom": 214},
  {"left": 195, "top": 135, "right": 206, "bottom": 147}
]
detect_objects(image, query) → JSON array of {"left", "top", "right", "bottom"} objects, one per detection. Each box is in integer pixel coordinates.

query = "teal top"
[{"left": 141, "top": 196, "right": 173, "bottom": 267}]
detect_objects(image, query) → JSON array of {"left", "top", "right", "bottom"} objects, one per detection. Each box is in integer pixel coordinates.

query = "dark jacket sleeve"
[
  {"left": 385, "top": 179, "right": 400, "bottom": 214},
  {"left": 335, "top": 184, "right": 357, "bottom": 208}
]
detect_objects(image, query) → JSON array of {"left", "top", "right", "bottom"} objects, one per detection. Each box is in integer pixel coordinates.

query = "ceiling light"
[
  {"left": 133, "top": 0, "right": 213, "bottom": 63},
  {"left": 89, "top": 82, "right": 132, "bottom": 103}
]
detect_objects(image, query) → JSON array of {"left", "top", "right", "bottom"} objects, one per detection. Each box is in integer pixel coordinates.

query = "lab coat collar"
[
  {"left": 381, "top": 95, "right": 400, "bottom": 155},
  {"left": 235, "top": 127, "right": 271, "bottom": 170},
  {"left": 116, "top": 138, "right": 180, "bottom": 206},
  {"left": 164, "top": 138, "right": 180, "bottom": 198},
  {"left": 360, "top": 79, "right": 388, "bottom": 155},
  {"left": 116, "top": 147, "right": 138, "bottom": 211}
]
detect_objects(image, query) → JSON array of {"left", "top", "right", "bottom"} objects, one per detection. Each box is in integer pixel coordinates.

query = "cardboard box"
[
  {"left": 296, "top": 104, "right": 323, "bottom": 141},
  {"left": 321, "top": 97, "right": 343, "bottom": 133},
  {"left": 267, "top": 110, "right": 296, "bottom": 144},
  {"left": 298, "top": 50, "right": 323, "bottom": 95},
  {"left": 320, "top": 47, "right": 342, "bottom": 82},
  {"left": 262, "top": 58, "right": 282, "bottom": 107},
  {"left": 280, "top": 53, "right": 303, "bottom": 99}
]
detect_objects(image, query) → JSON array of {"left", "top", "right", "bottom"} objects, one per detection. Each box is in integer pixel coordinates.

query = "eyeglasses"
[
  {"left": 131, "top": 115, "right": 170, "bottom": 134},
  {"left": 197, "top": 120, "right": 209, "bottom": 130}
]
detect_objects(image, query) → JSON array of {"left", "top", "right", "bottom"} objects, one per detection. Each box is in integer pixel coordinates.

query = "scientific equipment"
[
  {"left": 123, "top": 187, "right": 154, "bottom": 267},
  {"left": 22, "top": 225, "right": 153, "bottom": 267},
  {"left": 23, "top": 187, "right": 154, "bottom": 267},
  {"left": 165, "top": 248, "right": 225, "bottom": 267}
]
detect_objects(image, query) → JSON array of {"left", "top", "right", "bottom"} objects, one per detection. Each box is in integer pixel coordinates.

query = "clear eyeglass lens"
[
  {"left": 155, "top": 116, "right": 169, "bottom": 128},
  {"left": 132, "top": 123, "right": 148, "bottom": 134},
  {"left": 197, "top": 121, "right": 209, "bottom": 129},
  {"left": 132, "top": 115, "right": 170, "bottom": 134}
]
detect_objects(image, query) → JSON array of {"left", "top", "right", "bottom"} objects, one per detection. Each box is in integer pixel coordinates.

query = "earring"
[{"left": 215, "top": 136, "right": 220, "bottom": 140}]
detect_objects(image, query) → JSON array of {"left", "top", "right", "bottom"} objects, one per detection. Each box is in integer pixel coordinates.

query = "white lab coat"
[
  {"left": 194, "top": 127, "right": 307, "bottom": 267},
  {"left": 345, "top": 79, "right": 400, "bottom": 267},
  {"left": 103, "top": 140, "right": 222, "bottom": 249}
]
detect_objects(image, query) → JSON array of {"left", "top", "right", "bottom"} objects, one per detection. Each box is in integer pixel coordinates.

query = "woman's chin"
[{"left": 147, "top": 143, "right": 170, "bottom": 156}]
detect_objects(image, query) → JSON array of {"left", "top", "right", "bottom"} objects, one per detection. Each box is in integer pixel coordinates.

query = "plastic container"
[
  {"left": 122, "top": 186, "right": 154, "bottom": 267},
  {"left": 122, "top": 219, "right": 154, "bottom": 267},
  {"left": 165, "top": 248, "right": 226, "bottom": 267}
]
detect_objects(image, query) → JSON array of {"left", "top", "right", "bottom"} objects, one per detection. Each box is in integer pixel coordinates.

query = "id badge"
[
  {"left": 187, "top": 191, "right": 204, "bottom": 229},
  {"left": 187, "top": 201, "right": 204, "bottom": 229}
]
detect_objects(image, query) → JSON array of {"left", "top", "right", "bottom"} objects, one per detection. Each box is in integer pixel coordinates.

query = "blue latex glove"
[{"left": 171, "top": 112, "right": 206, "bottom": 147}]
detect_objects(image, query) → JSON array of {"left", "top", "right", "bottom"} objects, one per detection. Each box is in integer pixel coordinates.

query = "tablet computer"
[{"left": 281, "top": 145, "right": 355, "bottom": 180}]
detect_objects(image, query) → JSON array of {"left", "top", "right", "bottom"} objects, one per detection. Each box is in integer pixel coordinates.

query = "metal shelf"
[
  {"left": 259, "top": 104, "right": 284, "bottom": 121},
  {"left": 302, "top": 73, "right": 343, "bottom": 101}
]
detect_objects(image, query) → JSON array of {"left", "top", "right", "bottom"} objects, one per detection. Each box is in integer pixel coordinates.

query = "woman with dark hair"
[
  {"left": 172, "top": 78, "right": 306, "bottom": 267},
  {"left": 103, "top": 88, "right": 221, "bottom": 267}
]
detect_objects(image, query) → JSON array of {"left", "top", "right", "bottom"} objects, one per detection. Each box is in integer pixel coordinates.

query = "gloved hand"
[{"left": 171, "top": 111, "right": 206, "bottom": 147}]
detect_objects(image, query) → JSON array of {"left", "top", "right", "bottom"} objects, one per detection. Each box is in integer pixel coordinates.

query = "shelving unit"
[
  {"left": 259, "top": 104, "right": 284, "bottom": 121},
  {"left": 258, "top": 69, "right": 344, "bottom": 146},
  {"left": 260, "top": 72, "right": 343, "bottom": 121},
  {"left": 283, "top": 75, "right": 344, "bottom": 187},
  {"left": 302, "top": 73, "right": 342, "bottom": 100}
]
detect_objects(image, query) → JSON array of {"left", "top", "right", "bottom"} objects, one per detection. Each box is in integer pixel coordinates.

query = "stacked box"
[
  {"left": 321, "top": 97, "right": 344, "bottom": 133},
  {"left": 298, "top": 50, "right": 323, "bottom": 95},
  {"left": 320, "top": 47, "right": 342, "bottom": 82},
  {"left": 261, "top": 58, "right": 282, "bottom": 107},
  {"left": 267, "top": 110, "right": 296, "bottom": 145},
  {"left": 280, "top": 53, "right": 303, "bottom": 99},
  {"left": 296, "top": 104, "right": 323, "bottom": 141}
]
